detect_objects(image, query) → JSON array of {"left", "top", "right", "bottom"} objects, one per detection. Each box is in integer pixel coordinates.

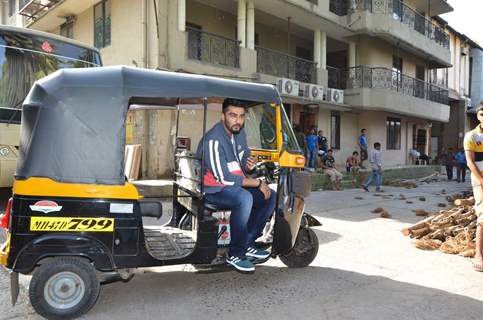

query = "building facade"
[{"left": 2, "top": 0, "right": 456, "bottom": 178}]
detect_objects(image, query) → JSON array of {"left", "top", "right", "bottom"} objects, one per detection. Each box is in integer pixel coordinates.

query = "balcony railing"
[
  {"left": 256, "top": 46, "right": 317, "bottom": 83},
  {"left": 18, "top": 0, "right": 60, "bottom": 20},
  {"left": 329, "top": 0, "right": 348, "bottom": 16},
  {"left": 331, "top": 66, "right": 449, "bottom": 105},
  {"left": 328, "top": 65, "right": 344, "bottom": 90},
  {"left": 330, "top": 0, "right": 449, "bottom": 48},
  {"left": 186, "top": 27, "right": 240, "bottom": 68}
]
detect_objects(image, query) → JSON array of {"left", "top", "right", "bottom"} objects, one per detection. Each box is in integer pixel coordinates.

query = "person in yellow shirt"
[{"left": 464, "top": 103, "right": 483, "bottom": 272}]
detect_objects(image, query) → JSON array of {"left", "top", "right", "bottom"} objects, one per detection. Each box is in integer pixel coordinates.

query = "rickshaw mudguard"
[{"left": 11, "top": 233, "right": 115, "bottom": 273}]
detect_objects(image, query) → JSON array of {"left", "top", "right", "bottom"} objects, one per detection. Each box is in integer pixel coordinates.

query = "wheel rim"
[{"left": 44, "top": 271, "right": 86, "bottom": 310}]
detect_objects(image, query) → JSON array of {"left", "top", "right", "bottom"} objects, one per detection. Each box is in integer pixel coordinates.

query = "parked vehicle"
[
  {"left": 0, "top": 25, "right": 102, "bottom": 188},
  {"left": 0, "top": 66, "right": 320, "bottom": 319}
]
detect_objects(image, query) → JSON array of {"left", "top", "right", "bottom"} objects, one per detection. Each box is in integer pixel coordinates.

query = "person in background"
[
  {"left": 362, "top": 142, "right": 383, "bottom": 192},
  {"left": 346, "top": 151, "right": 361, "bottom": 186},
  {"left": 440, "top": 148, "right": 455, "bottom": 181},
  {"left": 358, "top": 129, "right": 368, "bottom": 169},
  {"left": 305, "top": 128, "right": 319, "bottom": 169},
  {"left": 463, "top": 103, "right": 483, "bottom": 272},
  {"left": 409, "top": 148, "right": 420, "bottom": 165},
  {"left": 322, "top": 149, "right": 343, "bottom": 190},
  {"left": 317, "top": 130, "right": 328, "bottom": 156},
  {"left": 455, "top": 148, "right": 467, "bottom": 183}
]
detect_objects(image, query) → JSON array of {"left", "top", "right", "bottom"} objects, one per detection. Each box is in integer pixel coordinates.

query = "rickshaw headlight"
[{"left": 0, "top": 147, "right": 10, "bottom": 157}]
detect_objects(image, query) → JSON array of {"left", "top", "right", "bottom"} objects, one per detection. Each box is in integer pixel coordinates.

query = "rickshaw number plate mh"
[{"left": 30, "top": 217, "right": 114, "bottom": 232}]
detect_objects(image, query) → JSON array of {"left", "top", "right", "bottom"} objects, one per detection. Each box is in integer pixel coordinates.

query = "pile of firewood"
[{"left": 401, "top": 195, "right": 477, "bottom": 258}]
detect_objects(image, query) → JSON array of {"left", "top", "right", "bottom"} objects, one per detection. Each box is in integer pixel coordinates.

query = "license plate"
[{"left": 30, "top": 217, "right": 114, "bottom": 232}]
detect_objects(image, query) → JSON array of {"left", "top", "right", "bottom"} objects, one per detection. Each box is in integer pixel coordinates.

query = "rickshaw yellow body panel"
[
  {"left": 0, "top": 232, "right": 11, "bottom": 266},
  {"left": 279, "top": 151, "right": 305, "bottom": 168},
  {"left": 13, "top": 178, "right": 140, "bottom": 199}
]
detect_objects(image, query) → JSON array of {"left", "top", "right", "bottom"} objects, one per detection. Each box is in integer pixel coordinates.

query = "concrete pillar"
[
  {"left": 246, "top": 1, "right": 255, "bottom": 50},
  {"left": 321, "top": 31, "right": 327, "bottom": 70},
  {"left": 348, "top": 42, "right": 356, "bottom": 67},
  {"left": 178, "top": 0, "right": 185, "bottom": 32},
  {"left": 314, "top": 30, "right": 321, "bottom": 68},
  {"left": 237, "top": 0, "right": 246, "bottom": 48}
]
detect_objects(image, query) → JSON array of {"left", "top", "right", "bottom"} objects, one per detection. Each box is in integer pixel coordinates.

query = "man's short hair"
[
  {"left": 352, "top": 151, "right": 359, "bottom": 155},
  {"left": 361, "top": 128, "right": 366, "bottom": 133},
  {"left": 476, "top": 101, "right": 483, "bottom": 114},
  {"left": 374, "top": 142, "right": 381, "bottom": 148},
  {"left": 222, "top": 98, "right": 248, "bottom": 113},
  {"left": 327, "top": 149, "right": 333, "bottom": 153}
]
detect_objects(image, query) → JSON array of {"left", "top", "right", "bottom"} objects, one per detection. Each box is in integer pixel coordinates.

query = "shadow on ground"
[{"left": 86, "top": 265, "right": 483, "bottom": 320}]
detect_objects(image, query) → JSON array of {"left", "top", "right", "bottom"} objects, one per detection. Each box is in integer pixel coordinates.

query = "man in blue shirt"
[
  {"left": 358, "top": 129, "right": 368, "bottom": 169},
  {"left": 455, "top": 148, "right": 467, "bottom": 183},
  {"left": 305, "top": 128, "right": 319, "bottom": 169}
]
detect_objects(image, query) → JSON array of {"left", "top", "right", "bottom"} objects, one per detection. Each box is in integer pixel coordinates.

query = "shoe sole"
[
  {"left": 226, "top": 260, "right": 255, "bottom": 273},
  {"left": 246, "top": 253, "right": 270, "bottom": 259}
]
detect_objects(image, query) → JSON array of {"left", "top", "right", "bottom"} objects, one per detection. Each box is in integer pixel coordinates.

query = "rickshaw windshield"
[{"left": 245, "top": 103, "right": 301, "bottom": 153}]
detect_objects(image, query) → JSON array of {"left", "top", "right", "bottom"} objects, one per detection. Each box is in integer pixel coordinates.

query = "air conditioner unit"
[
  {"left": 327, "top": 88, "right": 344, "bottom": 104},
  {"left": 303, "top": 84, "right": 324, "bottom": 101},
  {"left": 277, "top": 78, "right": 300, "bottom": 97}
]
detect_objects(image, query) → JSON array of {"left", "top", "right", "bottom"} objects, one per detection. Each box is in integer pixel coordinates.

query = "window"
[
  {"left": 392, "top": 55, "right": 403, "bottom": 88},
  {"left": 330, "top": 111, "right": 340, "bottom": 149},
  {"left": 386, "top": 117, "right": 401, "bottom": 150},
  {"left": 60, "top": 22, "right": 74, "bottom": 39},
  {"left": 94, "top": 0, "right": 111, "bottom": 48},
  {"left": 8, "top": 0, "right": 16, "bottom": 17}
]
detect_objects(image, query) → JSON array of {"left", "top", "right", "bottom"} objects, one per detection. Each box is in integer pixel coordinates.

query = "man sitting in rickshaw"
[{"left": 197, "top": 98, "right": 276, "bottom": 273}]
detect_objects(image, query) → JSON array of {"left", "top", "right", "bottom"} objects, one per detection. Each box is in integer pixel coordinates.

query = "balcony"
[
  {"left": 332, "top": 0, "right": 451, "bottom": 67},
  {"left": 18, "top": 0, "right": 61, "bottom": 21},
  {"left": 186, "top": 28, "right": 240, "bottom": 69},
  {"left": 256, "top": 46, "right": 317, "bottom": 83},
  {"left": 331, "top": 66, "right": 450, "bottom": 121}
]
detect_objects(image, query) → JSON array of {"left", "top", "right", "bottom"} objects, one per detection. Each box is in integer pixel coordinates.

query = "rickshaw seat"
[
  {"left": 139, "top": 200, "right": 163, "bottom": 219},
  {"left": 204, "top": 202, "right": 219, "bottom": 212}
]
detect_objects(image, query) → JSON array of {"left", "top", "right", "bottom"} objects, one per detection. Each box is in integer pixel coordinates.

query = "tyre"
[
  {"left": 279, "top": 228, "right": 319, "bottom": 268},
  {"left": 29, "top": 257, "right": 100, "bottom": 320}
]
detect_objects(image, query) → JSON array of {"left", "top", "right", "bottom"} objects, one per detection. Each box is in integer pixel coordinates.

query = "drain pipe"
[
  {"left": 141, "top": 0, "right": 148, "bottom": 68},
  {"left": 141, "top": 0, "right": 150, "bottom": 178}
]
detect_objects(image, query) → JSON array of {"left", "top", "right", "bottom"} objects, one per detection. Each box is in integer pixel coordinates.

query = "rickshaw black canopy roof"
[{"left": 17, "top": 66, "right": 282, "bottom": 185}]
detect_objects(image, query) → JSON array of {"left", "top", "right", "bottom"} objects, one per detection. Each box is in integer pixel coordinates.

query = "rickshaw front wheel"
[
  {"left": 279, "top": 228, "right": 319, "bottom": 268},
  {"left": 29, "top": 257, "right": 100, "bottom": 320}
]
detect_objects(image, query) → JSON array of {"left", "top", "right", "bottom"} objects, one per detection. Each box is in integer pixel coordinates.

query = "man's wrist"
[{"left": 257, "top": 179, "right": 262, "bottom": 188}]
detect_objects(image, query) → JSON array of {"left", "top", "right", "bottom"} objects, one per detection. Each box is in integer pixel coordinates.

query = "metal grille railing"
[
  {"left": 332, "top": 66, "right": 449, "bottom": 105},
  {"left": 256, "top": 46, "right": 317, "bottom": 83},
  {"left": 348, "top": 0, "right": 450, "bottom": 48},
  {"left": 329, "top": 0, "right": 349, "bottom": 16},
  {"left": 328, "top": 65, "right": 344, "bottom": 89},
  {"left": 186, "top": 27, "right": 240, "bottom": 68}
]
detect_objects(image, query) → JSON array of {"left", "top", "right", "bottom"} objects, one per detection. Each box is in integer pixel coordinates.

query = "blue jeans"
[
  {"left": 364, "top": 169, "right": 382, "bottom": 190},
  {"left": 204, "top": 186, "right": 276, "bottom": 258},
  {"left": 308, "top": 149, "right": 317, "bottom": 168}
]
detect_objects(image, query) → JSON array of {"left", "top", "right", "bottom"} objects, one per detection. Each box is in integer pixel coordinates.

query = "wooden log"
[
  {"left": 454, "top": 197, "right": 474, "bottom": 206},
  {"left": 401, "top": 220, "right": 430, "bottom": 236},
  {"left": 409, "top": 226, "right": 431, "bottom": 239}
]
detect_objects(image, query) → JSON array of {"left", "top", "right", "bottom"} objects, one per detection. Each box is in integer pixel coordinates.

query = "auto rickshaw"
[{"left": 0, "top": 66, "right": 320, "bottom": 319}]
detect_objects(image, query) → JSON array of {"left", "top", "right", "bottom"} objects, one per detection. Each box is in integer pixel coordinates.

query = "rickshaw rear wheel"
[
  {"left": 279, "top": 228, "right": 319, "bottom": 268},
  {"left": 29, "top": 257, "right": 100, "bottom": 320}
]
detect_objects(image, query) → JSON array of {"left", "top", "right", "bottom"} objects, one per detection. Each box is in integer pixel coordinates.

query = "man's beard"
[{"left": 228, "top": 124, "right": 243, "bottom": 134}]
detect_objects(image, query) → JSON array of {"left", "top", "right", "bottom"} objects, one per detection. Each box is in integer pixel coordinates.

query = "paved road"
[{"left": 1, "top": 180, "right": 483, "bottom": 320}]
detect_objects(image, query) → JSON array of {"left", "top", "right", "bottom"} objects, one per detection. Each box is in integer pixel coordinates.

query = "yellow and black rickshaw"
[{"left": 0, "top": 66, "right": 320, "bottom": 319}]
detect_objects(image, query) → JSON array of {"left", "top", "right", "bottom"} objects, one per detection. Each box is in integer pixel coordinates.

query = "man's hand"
[
  {"left": 246, "top": 156, "right": 257, "bottom": 172},
  {"left": 259, "top": 181, "right": 271, "bottom": 200}
]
